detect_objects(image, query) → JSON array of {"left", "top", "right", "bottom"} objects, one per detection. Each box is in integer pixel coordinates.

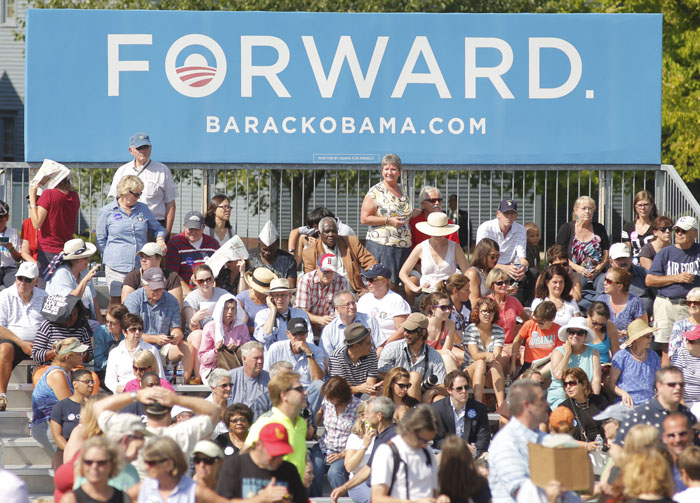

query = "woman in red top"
[
  {"left": 420, "top": 292, "right": 459, "bottom": 373},
  {"left": 28, "top": 173, "right": 81, "bottom": 276},
  {"left": 510, "top": 300, "right": 562, "bottom": 379}
]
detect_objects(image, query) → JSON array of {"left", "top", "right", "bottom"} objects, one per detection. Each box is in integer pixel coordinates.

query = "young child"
[
  {"left": 525, "top": 222, "right": 541, "bottom": 270},
  {"left": 510, "top": 300, "right": 561, "bottom": 379},
  {"left": 676, "top": 446, "right": 700, "bottom": 502}
]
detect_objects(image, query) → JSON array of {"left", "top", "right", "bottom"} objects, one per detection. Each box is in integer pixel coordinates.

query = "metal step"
[
  {"left": 9, "top": 360, "right": 35, "bottom": 385},
  {"left": 0, "top": 410, "right": 32, "bottom": 436},
  {"left": 6, "top": 383, "right": 33, "bottom": 409},
  {"left": 4, "top": 465, "right": 54, "bottom": 495},
  {"left": 0, "top": 436, "right": 54, "bottom": 466}
]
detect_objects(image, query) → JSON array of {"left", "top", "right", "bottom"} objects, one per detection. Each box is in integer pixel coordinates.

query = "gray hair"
[
  {"left": 418, "top": 186, "right": 441, "bottom": 204},
  {"left": 207, "top": 368, "right": 231, "bottom": 388},
  {"left": 381, "top": 153, "right": 402, "bottom": 170},
  {"left": 318, "top": 216, "right": 338, "bottom": 232},
  {"left": 240, "top": 340, "right": 263, "bottom": 358},
  {"left": 507, "top": 379, "right": 542, "bottom": 417},
  {"left": 269, "top": 360, "right": 293, "bottom": 378},
  {"left": 333, "top": 290, "right": 355, "bottom": 306},
  {"left": 687, "top": 287, "right": 700, "bottom": 302},
  {"left": 368, "top": 396, "right": 394, "bottom": 422}
]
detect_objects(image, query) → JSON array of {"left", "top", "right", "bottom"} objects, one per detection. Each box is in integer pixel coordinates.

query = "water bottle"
[
  {"left": 175, "top": 361, "right": 185, "bottom": 385},
  {"left": 595, "top": 434, "right": 604, "bottom": 451},
  {"left": 583, "top": 257, "right": 595, "bottom": 274},
  {"left": 511, "top": 261, "right": 521, "bottom": 289},
  {"left": 164, "top": 362, "right": 174, "bottom": 383}
]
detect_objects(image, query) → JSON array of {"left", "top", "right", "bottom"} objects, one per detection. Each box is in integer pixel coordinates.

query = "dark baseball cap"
[
  {"left": 361, "top": 263, "right": 391, "bottom": 279},
  {"left": 288, "top": 317, "right": 308, "bottom": 334},
  {"left": 498, "top": 198, "right": 518, "bottom": 213},
  {"left": 184, "top": 211, "right": 204, "bottom": 230}
]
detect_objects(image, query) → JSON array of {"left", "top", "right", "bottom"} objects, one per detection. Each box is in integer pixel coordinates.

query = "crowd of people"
[{"left": 1, "top": 143, "right": 700, "bottom": 503}]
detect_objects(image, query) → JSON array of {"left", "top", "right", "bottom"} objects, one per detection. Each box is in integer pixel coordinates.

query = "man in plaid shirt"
[{"left": 295, "top": 254, "right": 349, "bottom": 337}]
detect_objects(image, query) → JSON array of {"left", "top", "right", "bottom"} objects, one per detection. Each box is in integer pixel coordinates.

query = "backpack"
[{"left": 385, "top": 440, "right": 432, "bottom": 500}]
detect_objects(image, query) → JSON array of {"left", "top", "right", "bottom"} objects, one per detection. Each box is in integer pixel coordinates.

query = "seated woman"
[
  {"left": 198, "top": 293, "right": 249, "bottom": 379},
  {"left": 545, "top": 244, "right": 583, "bottom": 302},
  {"left": 32, "top": 294, "right": 93, "bottom": 369},
  {"left": 341, "top": 401, "right": 375, "bottom": 503},
  {"left": 214, "top": 403, "right": 254, "bottom": 457},
  {"left": 639, "top": 216, "right": 673, "bottom": 270},
  {"left": 45, "top": 238, "right": 102, "bottom": 325},
  {"left": 104, "top": 313, "right": 164, "bottom": 393},
  {"left": 31, "top": 338, "right": 88, "bottom": 456},
  {"left": 92, "top": 304, "right": 129, "bottom": 384},
  {"left": 669, "top": 287, "right": 700, "bottom": 359},
  {"left": 399, "top": 212, "right": 469, "bottom": 307},
  {"left": 49, "top": 368, "right": 94, "bottom": 467},
  {"left": 419, "top": 292, "right": 460, "bottom": 373},
  {"left": 381, "top": 367, "right": 419, "bottom": 423},
  {"left": 462, "top": 297, "right": 506, "bottom": 407},
  {"left": 122, "top": 350, "right": 173, "bottom": 392},
  {"left": 465, "top": 238, "right": 499, "bottom": 310},
  {"left": 586, "top": 301, "right": 621, "bottom": 369},
  {"left": 206, "top": 369, "right": 233, "bottom": 438},
  {"left": 595, "top": 267, "right": 647, "bottom": 341},
  {"left": 531, "top": 264, "right": 580, "bottom": 328},
  {"left": 510, "top": 300, "right": 561, "bottom": 378},
  {"left": 120, "top": 242, "right": 183, "bottom": 306},
  {"left": 548, "top": 317, "right": 601, "bottom": 409},
  {"left": 311, "top": 376, "right": 361, "bottom": 496},
  {"left": 486, "top": 268, "right": 529, "bottom": 371},
  {"left": 609, "top": 319, "right": 660, "bottom": 408},
  {"left": 560, "top": 367, "right": 609, "bottom": 448}
]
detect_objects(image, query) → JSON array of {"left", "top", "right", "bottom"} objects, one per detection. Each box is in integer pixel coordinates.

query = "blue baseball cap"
[
  {"left": 130, "top": 132, "right": 151, "bottom": 148},
  {"left": 362, "top": 263, "right": 391, "bottom": 279}
]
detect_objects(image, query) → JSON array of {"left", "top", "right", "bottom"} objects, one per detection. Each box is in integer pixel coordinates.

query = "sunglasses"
[
  {"left": 144, "top": 458, "right": 167, "bottom": 466},
  {"left": 129, "top": 191, "right": 143, "bottom": 198},
  {"left": 479, "top": 310, "right": 494, "bottom": 316},
  {"left": 663, "top": 381, "right": 685, "bottom": 388},
  {"left": 433, "top": 305, "right": 451, "bottom": 312},
  {"left": 83, "top": 459, "right": 110, "bottom": 467},
  {"left": 196, "top": 277, "right": 214, "bottom": 285},
  {"left": 493, "top": 280, "right": 511, "bottom": 286},
  {"left": 687, "top": 301, "right": 700, "bottom": 308},
  {"left": 16, "top": 276, "right": 34, "bottom": 283},
  {"left": 396, "top": 383, "right": 410, "bottom": 390},
  {"left": 563, "top": 380, "right": 580, "bottom": 387},
  {"left": 133, "top": 366, "right": 150, "bottom": 372},
  {"left": 553, "top": 261, "right": 569, "bottom": 269},
  {"left": 194, "top": 455, "right": 217, "bottom": 465},
  {"left": 568, "top": 330, "right": 587, "bottom": 337},
  {"left": 452, "top": 385, "right": 468, "bottom": 392},
  {"left": 424, "top": 197, "right": 442, "bottom": 204},
  {"left": 589, "top": 319, "right": 606, "bottom": 328},
  {"left": 287, "top": 385, "right": 305, "bottom": 393},
  {"left": 657, "top": 226, "right": 673, "bottom": 233},
  {"left": 404, "top": 328, "right": 419, "bottom": 334},
  {"left": 675, "top": 228, "right": 688, "bottom": 234},
  {"left": 126, "top": 326, "right": 144, "bottom": 333}
]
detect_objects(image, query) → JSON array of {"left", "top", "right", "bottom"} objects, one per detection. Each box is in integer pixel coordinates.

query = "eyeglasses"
[
  {"left": 414, "top": 430, "right": 434, "bottom": 445},
  {"left": 287, "top": 385, "right": 305, "bottom": 394},
  {"left": 129, "top": 191, "right": 143, "bottom": 198},
  {"left": 675, "top": 228, "right": 688, "bottom": 234},
  {"left": 230, "top": 416, "right": 249, "bottom": 424},
  {"left": 452, "top": 385, "right": 468, "bottom": 392},
  {"left": 493, "top": 280, "right": 510, "bottom": 286},
  {"left": 106, "top": 320, "right": 120, "bottom": 326},
  {"left": 133, "top": 366, "right": 150, "bottom": 372},
  {"left": 16, "top": 276, "right": 33, "bottom": 283},
  {"left": 404, "top": 328, "right": 419, "bottom": 334},
  {"left": 337, "top": 301, "right": 356, "bottom": 308},
  {"left": 194, "top": 455, "right": 217, "bottom": 465},
  {"left": 423, "top": 197, "right": 442, "bottom": 204},
  {"left": 433, "top": 305, "right": 451, "bottom": 312},
  {"left": 568, "top": 330, "right": 587, "bottom": 337},
  {"left": 196, "top": 277, "right": 214, "bottom": 285},
  {"left": 217, "top": 383, "right": 233, "bottom": 389},
  {"left": 687, "top": 301, "right": 700, "bottom": 308},
  {"left": 75, "top": 380, "right": 96, "bottom": 385},
  {"left": 83, "top": 459, "right": 110, "bottom": 467},
  {"left": 396, "top": 383, "right": 410, "bottom": 390},
  {"left": 657, "top": 226, "right": 673, "bottom": 233},
  {"left": 553, "top": 261, "right": 569, "bottom": 269},
  {"left": 603, "top": 278, "right": 618, "bottom": 285},
  {"left": 635, "top": 203, "right": 651, "bottom": 209},
  {"left": 218, "top": 205, "right": 232, "bottom": 210},
  {"left": 144, "top": 458, "right": 167, "bottom": 466},
  {"left": 563, "top": 380, "right": 580, "bottom": 387},
  {"left": 126, "top": 327, "right": 144, "bottom": 333},
  {"left": 663, "top": 381, "right": 685, "bottom": 388}
]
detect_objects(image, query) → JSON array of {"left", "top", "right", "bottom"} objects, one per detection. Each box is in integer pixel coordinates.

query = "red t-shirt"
[
  {"left": 517, "top": 319, "right": 562, "bottom": 363},
  {"left": 37, "top": 188, "right": 80, "bottom": 253},
  {"left": 21, "top": 217, "right": 39, "bottom": 261},
  {"left": 409, "top": 212, "right": 460, "bottom": 249},
  {"left": 491, "top": 294, "right": 524, "bottom": 344}
]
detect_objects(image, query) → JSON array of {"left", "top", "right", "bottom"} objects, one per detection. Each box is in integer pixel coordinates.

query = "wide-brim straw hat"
[
  {"left": 244, "top": 268, "right": 278, "bottom": 294},
  {"left": 62, "top": 238, "right": 97, "bottom": 260},
  {"left": 622, "top": 319, "right": 659, "bottom": 349},
  {"left": 267, "top": 277, "right": 296, "bottom": 295},
  {"left": 557, "top": 316, "right": 595, "bottom": 343},
  {"left": 415, "top": 212, "right": 459, "bottom": 237}
]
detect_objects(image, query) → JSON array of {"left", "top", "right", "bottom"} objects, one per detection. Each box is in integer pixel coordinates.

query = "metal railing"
[{"left": 0, "top": 162, "right": 697, "bottom": 254}]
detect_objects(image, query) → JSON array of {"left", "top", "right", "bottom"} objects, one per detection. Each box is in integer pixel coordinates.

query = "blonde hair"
[
  {"left": 572, "top": 196, "right": 596, "bottom": 219},
  {"left": 622, "top": 424, "right": 659, "bottom": 456},
  {"left": 133, "top": 350, "right": 157, "bottom": 369},
  {"left": 75, "top": 436, "right": 123, "bottom": 480},
  {"left": 116, "top": 175, "right": 144, "bottom": 197},
  {"left": 621, "top": 448, "right": 674, "bottom": 499},
  {"left": 81, "top": 396, "right": 104, "bottom": 440},
  {"left": 142, "top": 436, "right": 188, "bottom": 479},
  {"left": 351, "top": 401, "right": 369, "bottom": 436},
  {"left": 53, "top": 337, "right": 81, "bottom": 363}
]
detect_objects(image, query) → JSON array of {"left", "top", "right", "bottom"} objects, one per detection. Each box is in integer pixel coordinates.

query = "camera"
[{"left": 421, "top": 374, "right": 438, "bottom": 392}]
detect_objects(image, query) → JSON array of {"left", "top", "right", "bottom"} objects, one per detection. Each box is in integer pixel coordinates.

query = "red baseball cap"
[
  {"left": 258, "top": 423, "right": 293, "bottom": 457},
  {"left": 684, "top": 325, "right": 700, "bottom": 341}
]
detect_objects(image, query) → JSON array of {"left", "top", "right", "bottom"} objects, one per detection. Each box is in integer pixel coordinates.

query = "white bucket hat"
[
  {"left": 415, "top": 212, "right": 460, "bottom": 237},
  {"left": 62, "top": 238, "right": 96, "bottom": 260},
  {"left": 557, "top": 316, "right": 595, "bottom": 343}
]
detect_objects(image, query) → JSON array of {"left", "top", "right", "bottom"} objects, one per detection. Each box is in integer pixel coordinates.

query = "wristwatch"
[
  {"left": 130, "top": 391, "right": 138, "bottom": 403},
  {"left": 305, "top": 351, "right": 314, "bottom": 359}
]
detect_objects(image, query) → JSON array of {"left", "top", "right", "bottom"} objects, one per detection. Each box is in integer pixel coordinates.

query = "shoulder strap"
[{"left": 387, "top": 441, "right": 404, "bottom": 497}]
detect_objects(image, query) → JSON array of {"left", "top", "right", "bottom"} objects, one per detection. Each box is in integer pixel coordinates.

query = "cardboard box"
[{"left": 528, "top": 443, "right": 594, "bottom": 492}]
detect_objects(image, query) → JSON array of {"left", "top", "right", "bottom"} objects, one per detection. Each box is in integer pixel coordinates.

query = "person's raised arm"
[
  {"left": 399, "top": 246, "right": 423, "bottom": 294},
  {"left": 550, "top": 345, "right": 569, "bottom": 381}
]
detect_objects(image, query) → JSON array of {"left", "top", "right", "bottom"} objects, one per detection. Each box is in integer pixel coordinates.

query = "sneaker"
[
  {"left": 0, "top": 395, "right": 7, "bottom": 412},
  {"left": 188, "top": 377, "right": 202, "bottom": 385}
]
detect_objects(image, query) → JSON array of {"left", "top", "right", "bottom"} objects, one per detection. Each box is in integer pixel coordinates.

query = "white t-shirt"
[
  {"left": 357, "top": 290, "right": 410, "bottom": 340},
  {"left": 370, "top": 434, "right": 438, "bottom": 500},
  {"left": 531, "top": 297, "right": 580, "bottom": 327},
  {"left": 346, "top": 433, "right": 374, "bottom": 478},
  {"left": 674, "top": 486, "right": 700, "bottom": 503},
  {"left": 0, "top": 227, "right": 20, "bottom": 267}
]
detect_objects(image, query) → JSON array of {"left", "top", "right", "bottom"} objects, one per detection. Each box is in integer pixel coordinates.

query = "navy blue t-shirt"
[
  {"left": 648, "top": 243, "right": 700, "bottom": 298},
  {"left": 50, "top": 397, "right": 82, "bottom": 441}
]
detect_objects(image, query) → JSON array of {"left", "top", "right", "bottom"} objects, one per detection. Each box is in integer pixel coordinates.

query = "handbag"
[
  {"left": 216, "top": 345, "right": 243, "bottom": 370},
  {"left": 568, "top": 397, "right": 610, "bottom": 476}
]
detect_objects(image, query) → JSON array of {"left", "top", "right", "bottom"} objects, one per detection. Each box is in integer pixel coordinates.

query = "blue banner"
[{"left": 25, "top": 10, "right": 662, "bottom": 164}]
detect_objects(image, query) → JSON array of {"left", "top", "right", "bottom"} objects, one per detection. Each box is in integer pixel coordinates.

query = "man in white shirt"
[
  {"left": 476, "top": 198, "right": 528, "bottom": 281},
  {"left": 0, "top": 262, "right": 47, "bottom": 411},
  {"left": 108, "top": 132, "right": 178, "bottom": 237}
]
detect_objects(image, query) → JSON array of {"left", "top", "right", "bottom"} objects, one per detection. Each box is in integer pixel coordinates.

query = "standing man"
[
  {"left": 165, "top": 211, "right": 219, "bottom": 292},
  {"left": 302, "top": 217, "right": 377, "bottom": 294},
  {"left": 409, "top": 186, "right": 460, "bottom": 248},
  {"left": 488, "top": 379, "right": 550, "bottom": 503},
  {"left": 0, "top": 263, "right": 47, "bottom": 411},
  {"left": 431, "top": 370, "right": 490, "bottom": 457},
  {"left": 249, "top": 221, "right": 297, "bottom": 287},
  {"left": 646, "top": 216, "right": 700, "bottom": 360},
  {"left": 295, "top": 254, "right": 349, "bottom": 336},
  {"left": 447, "top": 194, "right": 471, "bottom": 248},
  {"left": 662, "top": 412, "right": 694, "bottom": 493},
  {"left": 108, "top": 132, "right": 178, "bottom": 238},
  {"left": 476, "top": 198, "right": 528, "bottom": 287},
  {"left": 320, "top": 290, "right": 385, "bottom": 357}
]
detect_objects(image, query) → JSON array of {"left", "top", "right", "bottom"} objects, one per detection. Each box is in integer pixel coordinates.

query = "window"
[
  {"left": 0, "top": 114, "right": 16, "bottom": 161},
  {"left": 1, "top": 0, "right": 15, "bottom": 25}
]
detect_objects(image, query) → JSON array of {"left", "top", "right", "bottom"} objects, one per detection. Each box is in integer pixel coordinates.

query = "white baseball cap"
[{"left": 609, "top": 242, "right": 631, "bottom": 260}]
